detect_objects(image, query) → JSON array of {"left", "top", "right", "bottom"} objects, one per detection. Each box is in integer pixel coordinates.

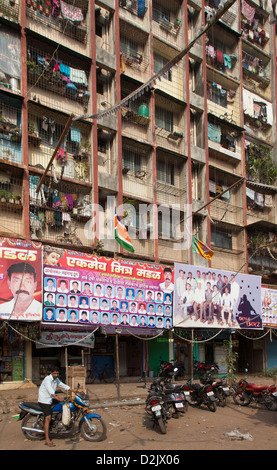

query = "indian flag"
[
  {"left": 192, "top": 235, "right": 214, "bottom": 260},
  {"left": 114, "top": 209, "right": 135, "bottom": 253}
]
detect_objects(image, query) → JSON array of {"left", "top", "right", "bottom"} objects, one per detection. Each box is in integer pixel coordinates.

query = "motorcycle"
[
  {"left": 158, "top": 358, "right": 185, "bottom": 381},
  {"left": 18, "top": 388, "right": 107, "bottom": 442},
  {"left": 193, "top": 361, "right": 219, "bottom": 380},
  {"left": 182, "top": 379, "right": 217, "bottom": 412},
  {"left": 233, "top": 377, "right": 277, "bottom": 410},
  {"left": 200, "top": 371, "right": 231, "bottom": 407},
  {"left": 145, "top": 371, "right": 188, "bottom": 433}
]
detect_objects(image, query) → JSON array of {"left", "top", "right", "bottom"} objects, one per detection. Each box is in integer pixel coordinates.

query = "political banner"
[
  {"left": 0, "top": 238, "right": 42, "bottom": 321},
  {"left": 261, "top": 286, "right": 277, "bottom": 328},
  {"left": 173, "top": 263, "right": 262, "bottom": 329},
  {"left": 42, "top": 246, "right": 174, "bottom": 332}
]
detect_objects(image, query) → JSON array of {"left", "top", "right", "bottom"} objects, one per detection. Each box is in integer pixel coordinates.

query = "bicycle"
[
  {"left": 219, "top": 110, "right": 237, "bottom": 125},
  {"left": 55, "top": 221, "right": 83, "bottom": 246},
  {"left": 86, "top": 361, "right": 115, "bottom": 384}
]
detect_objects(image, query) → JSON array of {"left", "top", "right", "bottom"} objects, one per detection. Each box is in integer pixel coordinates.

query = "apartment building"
[{"left": 0, "top": 0, "right": 277, "bottom": 382}]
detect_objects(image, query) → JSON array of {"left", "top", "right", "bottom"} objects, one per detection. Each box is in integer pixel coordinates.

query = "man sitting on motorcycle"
[{"left": 38, "top": 366, "right": 78, "bottom": 447}]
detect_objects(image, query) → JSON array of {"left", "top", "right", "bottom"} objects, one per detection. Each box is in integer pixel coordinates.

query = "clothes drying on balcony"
[{"left": 60, "top": 0, "right": 84, "bottom": 22}]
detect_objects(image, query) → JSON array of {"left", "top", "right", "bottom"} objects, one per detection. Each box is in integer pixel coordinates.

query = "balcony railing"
[
  {"left": 27, "top": 48, "right": 90, "bottom": 107},
  {"left": 26, "top": 1, "right": 88, "bottom": 44}
]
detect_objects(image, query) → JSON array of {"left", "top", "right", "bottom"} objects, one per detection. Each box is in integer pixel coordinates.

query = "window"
[
  {"left": 157, "top": 159, "right": 174, "bottom": 185},
  {"left": 153, "top": 0, "right": 171, "bottom": 23},
  {"left": 155, "top": 106, "right": 173, "bottom": 132},
  {"left": 154, "top": 53, "right": 172, "bottom": 81},
  {"left": 123, "top": 150, "right": 142, "bottom": 172},
  {"left": 207, "top": 82, "right": 227, "bottom": 107},
  {"left": 211, "top": 226, "right": 232, "bottom": 249},
  {"left": 120, "top": 36, "right": 139, "bottom": 59}
]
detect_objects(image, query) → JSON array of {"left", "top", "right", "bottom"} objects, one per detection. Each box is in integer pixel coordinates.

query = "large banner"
[
  {"left": 173, "top": 263, "right": 262, "bottom": 329},
  {"left": 261, "top": 286, "right": 277, "bottom": 328},
  {"left": 42, "top": 247, "right": 174, "bottom": 332},
  {"left": 0, "top": 238, "right": 42, "bottom": 321}
]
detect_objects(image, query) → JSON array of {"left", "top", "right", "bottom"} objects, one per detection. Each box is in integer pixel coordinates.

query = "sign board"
[
  {"left": 261, "top": 286, "right": 277, "bottom": 328},
  {"left": 0, "top": 238, "right": 42, "bottom": 321},
  {"left": 42, "top": 248, "right": 174, "bottom": 332},
  {"left": 173, "top": 262, "right": 262, "bottom": 329}
]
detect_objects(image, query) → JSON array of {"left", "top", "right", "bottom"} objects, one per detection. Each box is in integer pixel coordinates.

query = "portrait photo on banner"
[{"left": 0, "top": 238, "right": 42, "bottom": 321}]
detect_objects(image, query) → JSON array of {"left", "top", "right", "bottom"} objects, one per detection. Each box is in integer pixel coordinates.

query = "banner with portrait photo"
[
  {"left": 261, "top": 286, "right": 277, "bottom": 328},
  {"left": 42, "top": 246, "right": 174, "bottom": 332},
  {"left": 173, "top": 263, "right": 262, "bottom": 330},
  {"left": 0, "top": 238, "right": 42, "bottom": 321}
]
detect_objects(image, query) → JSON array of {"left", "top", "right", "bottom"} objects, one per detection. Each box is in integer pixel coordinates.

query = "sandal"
[{"left": 45, "top": 441, "right": 56, "bottom": 447}]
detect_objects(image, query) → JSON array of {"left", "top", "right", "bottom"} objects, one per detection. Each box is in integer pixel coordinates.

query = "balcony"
[
  {"left": 0, "top": 174, "right": 24, "bottom": 238},
  {"left": 26, "top": 0, "right": 89, "bottom": 53},
  {"left": 152, "top": 1, "right": 183, "bottom": 50},
  {"left": 0, "top": 0, "right": 20, "bottom": 22},
  {"left": 26, "top": 45, "right": 90, "bottom": 115},
  {"left": 28, "top": 105, "right": 92, "bottom": 185},
  {"left": 29, "top": 173, "right": 92, "bottom": 248},
  {"left": 0, "top": 99, "right": 22, "bottom": 165},
  {"left": 242, "top": 50, "right": 270, "bottom": 93}
]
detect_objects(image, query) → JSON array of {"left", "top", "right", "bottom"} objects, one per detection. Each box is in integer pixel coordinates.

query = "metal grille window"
[
  {"left": 122, "top": 150, "right": 142, "bottom": 172},
  {"left": 153, "top": 0, "right": 171, "bottom": 23},
  {"left": 157, "top": 159, "right": 174, "bottom": 185},
  {"left": 154, "top": 53, "right": 172, "bottom": 81},
  {"left": 211, "top": 226, "right": 232, "bottom": 249},
  {"left": 155, "top": 106, "right": 173, "bottom": 132}
]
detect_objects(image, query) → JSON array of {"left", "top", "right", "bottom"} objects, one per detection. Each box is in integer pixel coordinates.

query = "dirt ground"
[{"left": 0, "top": 375, "right": 277, "bottom": 451}]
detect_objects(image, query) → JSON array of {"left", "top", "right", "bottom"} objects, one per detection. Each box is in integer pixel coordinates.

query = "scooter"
[
  {"left": 18, "top": 388, "right": 107, "bottom": 442},
  {"left": 233, "top": 370, "right": 277, "bottom": 410}
]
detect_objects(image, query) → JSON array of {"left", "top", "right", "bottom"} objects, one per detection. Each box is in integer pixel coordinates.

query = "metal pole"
[
  {"left": 115, "top": 332, "right": 120, "bottom": 400},
  {"left": 36, "top": 113, "right": 75, "bottom": 193}
]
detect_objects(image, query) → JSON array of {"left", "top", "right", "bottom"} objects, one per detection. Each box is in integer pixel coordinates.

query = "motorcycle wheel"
[
  {"left": 80, "top": 417, "right": 107, "bottom": 442},
  {"left": 217, "top": 393, "right": 227, "bottom": 407},
  {"left": 207, "top": 401, "right": 217, "bottom": 412},
  {"left": 233, "top": 391, "right": 251, "bottom": 406},
  {"left": 21, "top": 413, "right": 44, "bottom": 441},
  {"left": 157, "top": 417, "right": 167, "bottom": 434},
  {"left": 265, "top": 398, "right": 277, "bottom": 411}
]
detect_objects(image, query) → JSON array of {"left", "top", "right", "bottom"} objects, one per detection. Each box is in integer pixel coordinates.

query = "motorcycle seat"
[
  {"left": 248, "top": 384, "right": 269, "bottom": 392},
  {"left": 21, "top": 402, "right": 43, "bottom": 411},
  {"left": 165, "top": 383, "right": 180, "bottom": 391}
]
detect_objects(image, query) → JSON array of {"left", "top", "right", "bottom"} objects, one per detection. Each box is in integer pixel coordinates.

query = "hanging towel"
[
  {"left": 207, "top": 122, "right": 221, "bottom": 143},
  {"left": 246, "top": 187, "right": 255, "bottom": 200},
  {"left": 60, "top": 0, "right": 84, "bottom": 22},
  {"left": 216, "top": 49, "right": 224, "bottom": 64},
  {"left": 242, "top": 0, "right": 255, "bottom": 21},
  {"left": 254, "top": 192, "right": 264, "bottom": 207},
  {"left": 71, "top": 126, "right": 81, "bottom": 143},
  {"left": 69, "top": 67, "right": 88, "bottom": 86},
  {"left": 59, "top": 62, "right": 70, "bottom": 78},
  {"left": 264, "top": 194, "right": 273, "bottom": 207}
]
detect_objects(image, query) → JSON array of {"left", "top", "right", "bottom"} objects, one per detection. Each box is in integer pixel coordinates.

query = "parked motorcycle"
[
  {"left": 182, "top": 379, "right": 217, "bottom": 412},
  {"left": 145, "top": 371, "right": 188, "bottom": 433},
  {"left": 233, "top": 372, "right": 277, "bottom": 410},
  {"left": 200, "top": 373, "right": 231, "bottom": 407},
  {"left": 158, "top": 357, "right": 185, "bottom": 381},
  {"left": 193, "top": 361, "right": 219, "bottom": 380},
  {"left": 18, "top": 389, "right": 107, "bottom": 442}
]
